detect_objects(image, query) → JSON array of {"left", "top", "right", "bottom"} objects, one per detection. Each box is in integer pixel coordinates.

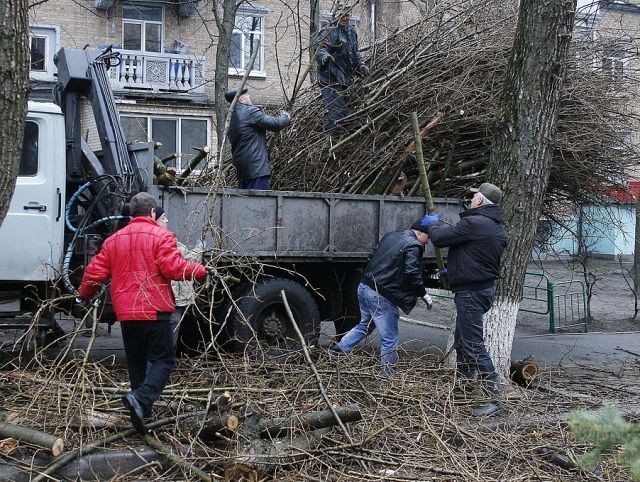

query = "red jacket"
[{"left": 78, "top": 216, "right": 208, "bottom": 321}]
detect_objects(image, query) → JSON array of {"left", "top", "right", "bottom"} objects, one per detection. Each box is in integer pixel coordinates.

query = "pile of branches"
[
  {"left": 0, "top": 335, "right": 638, "bottom": 480},
  {"left": 207, "top": 0, "right": 639, "bottom": 217}
]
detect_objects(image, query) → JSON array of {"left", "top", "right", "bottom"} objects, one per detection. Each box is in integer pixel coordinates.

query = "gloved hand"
[
  {"left": 359, "top": 64, "right": 370, "bottom": 76},
  {"left": 282, "top": 110, "right": 291, "bottom": 120},
  {"left": 72, "top": 297, "right": 89, "bottom": 319},
  {"left": 421, "top": 213, "right": 439, "bottom": 228},
  {"left": 422, "top": 293, "right": 433, "bottom": 310},
  {"left": 206, "top": 268, "right": 219, "bottom": 286},
  {"left": 321, "top": 54, "right": 335, "bottom": 68}
]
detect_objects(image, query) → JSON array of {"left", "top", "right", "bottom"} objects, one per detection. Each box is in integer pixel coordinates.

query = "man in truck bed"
[{"left": 77, "top": 193, "right": 211, "bottom": 433}]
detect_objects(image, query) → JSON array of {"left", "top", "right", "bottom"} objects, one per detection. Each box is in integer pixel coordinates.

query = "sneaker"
[{"left": 122, "top": 393, "right": 147, "bottom": 435}]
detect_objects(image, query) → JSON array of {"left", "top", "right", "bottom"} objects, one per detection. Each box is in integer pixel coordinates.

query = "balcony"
[{"left": 108, "top": 49, "right": 206, "bottom": 96}]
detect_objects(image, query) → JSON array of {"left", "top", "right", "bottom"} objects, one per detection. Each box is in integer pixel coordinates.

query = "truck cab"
[{"left": 0, "top": 102, "right": 66, "bottom": 317}]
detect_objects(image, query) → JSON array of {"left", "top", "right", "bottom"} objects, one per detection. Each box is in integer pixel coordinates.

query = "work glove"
[
  {"left": 321, "top": 54, "right": 335, "bottom": 68},
  {"left": 359, "top": 64, "right": 370, "bottom": 76},
  {"left": 72, "top": 297, "right": 90, "bottom": 319},
  {"left": 422, "top": 293, "right": 434, "bottom": 310},
  {"left": 282, "top": 110, "right": 291, "bottom": 120},
  {"left": 421, "top": 213, "right": 439, "bottom": 228},
  {"left": 206, "top": 268, "right": 219, "bottom": 286}
]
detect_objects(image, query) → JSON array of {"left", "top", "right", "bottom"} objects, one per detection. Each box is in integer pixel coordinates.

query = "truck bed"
[{"left": 154, "top": 187, "right": 463, "bottom": 263}]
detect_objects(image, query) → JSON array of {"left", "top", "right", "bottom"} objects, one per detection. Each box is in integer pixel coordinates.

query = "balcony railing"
[{"left": 109, "top": 49, "right": 206, "bottom": 95}]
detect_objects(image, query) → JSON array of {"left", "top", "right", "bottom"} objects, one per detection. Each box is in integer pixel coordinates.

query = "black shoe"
[
  {"left": 122, "top": 393, "right": 147, "bottom": 434},
  {"left": 472, "top": 402, "right": 501, "bottom": 418}
]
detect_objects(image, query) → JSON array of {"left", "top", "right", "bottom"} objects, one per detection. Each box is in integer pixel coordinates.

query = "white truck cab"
[{"left": 0, "top": 102, "right": 66, "bottom": 285}]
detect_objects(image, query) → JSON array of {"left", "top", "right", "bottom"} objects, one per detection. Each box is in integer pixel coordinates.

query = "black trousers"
[
  {"left": 120, "top": 317, "right": 176, "bottom": 415},
  {"left": 321, "top": 84, "right": 350, "bottom": 139}
]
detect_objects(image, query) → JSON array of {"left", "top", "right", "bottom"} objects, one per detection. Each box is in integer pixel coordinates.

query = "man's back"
[{"left": 79, "top": 216, "right": 206, "bottom": 320}]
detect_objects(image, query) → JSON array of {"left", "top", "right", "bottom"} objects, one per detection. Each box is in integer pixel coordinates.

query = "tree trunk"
[
  {"left": 0, "top": 0, "right": 29, "bottom": 229},
  {"left": 484, "top": 0, "right": 577, "bottom": 376},
  {"left": 214, "top": 0, "right": 240, "bottom": 147}
]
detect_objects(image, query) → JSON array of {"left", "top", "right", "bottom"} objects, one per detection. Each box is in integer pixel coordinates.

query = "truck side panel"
[{"left": 154, "top": 187, "right": 462, "bottom": 262}]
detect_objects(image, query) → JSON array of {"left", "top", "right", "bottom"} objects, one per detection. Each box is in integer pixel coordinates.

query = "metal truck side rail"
[{"left": 155, "top": 187, "right": 463, "bottom": 263}]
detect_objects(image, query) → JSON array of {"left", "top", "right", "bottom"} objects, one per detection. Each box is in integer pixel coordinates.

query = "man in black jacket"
[
  {"left": 422, "top": 183, "right": 508, "bottom": 408},
  {"left": 330, "top": 221, "right": 433, "bottom": 374},
  {"left": 226, "top": 88, "right": 291, "bottom": 190}
]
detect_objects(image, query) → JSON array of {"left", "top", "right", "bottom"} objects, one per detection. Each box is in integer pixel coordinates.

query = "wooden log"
[
  {"left": 510, "top": 360, "right": 539, "bottom": 387},
  {"left": 0, "top": 421, "right": 64, "bottom": 456},
  {"left": 258, "top": 405, "right": 362, "bottom": 438},
  {"left": 176, "top": 146, "right": 210, "bottom": 185}
]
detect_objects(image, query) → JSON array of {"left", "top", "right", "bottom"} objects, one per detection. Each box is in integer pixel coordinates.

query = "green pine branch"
[{"left": 568, "top": 406, "right": 640, "bottom": 480}]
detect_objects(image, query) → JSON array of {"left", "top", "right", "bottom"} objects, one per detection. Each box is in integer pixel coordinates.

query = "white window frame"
[
  {"left": 228, "top": 8, "right": 268, "bottom": 77},
  {"left": 120, "top": 114, "right": 211, "bottom": 172},
  {"left": 29, "top": 25, "right": 59, "bottom": 82},
  {"left": 601, "top": 37, "right": 631, "bottom": 95},
  {"left": 122, "top": 4, "right": 164, "bottom": 53}
]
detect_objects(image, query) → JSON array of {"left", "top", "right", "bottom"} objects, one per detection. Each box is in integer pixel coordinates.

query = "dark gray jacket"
[
  {"left": 229, "top": 103, "right": 290, "bottom": 183},
  {"left": 361, "top": 229, "right": 427, "bottom": 314},
  {"left": 427, "top": 204, "right": 508, "bottom": 292},
  {"left": 315, "top": 25, "right": 366, "bottom": 87}
]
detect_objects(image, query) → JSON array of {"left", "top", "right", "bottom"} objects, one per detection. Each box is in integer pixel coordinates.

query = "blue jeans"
[
  {"left": 333, "top": 283, "right": 399, "bottom": 374},
  {"left": 239, "top": 175, "right": 270, "bottom": 190},
  {"left": 454, "top": 288, "right": 499, "bottom": 382}
]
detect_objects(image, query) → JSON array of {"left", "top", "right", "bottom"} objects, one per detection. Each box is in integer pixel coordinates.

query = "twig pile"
[
  {"left": 0, "top": 336, "right": 638, "bottom": 481},
  {"left": 202, "top": 0, "right": 639, "bottom": 217}
]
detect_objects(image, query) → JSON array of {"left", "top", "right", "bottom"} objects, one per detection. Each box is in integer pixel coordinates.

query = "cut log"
[
  {"left": 511, "top": 360, "right": 539, "bottom": 387},
  {"left": 0, "top": 421, "right": 64, "bottom": 456},
  {"left": 258, "top": 405, "right": 362, "bottom": 438}
]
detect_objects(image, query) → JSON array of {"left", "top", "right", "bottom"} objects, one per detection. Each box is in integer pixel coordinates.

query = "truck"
[{"left": 0, "top": 47, "right": 462, "bottom": 351}]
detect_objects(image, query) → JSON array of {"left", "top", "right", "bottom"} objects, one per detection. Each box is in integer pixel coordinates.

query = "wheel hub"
[{"left": 261, "top": 311, "right": 285, "bottom": 340}]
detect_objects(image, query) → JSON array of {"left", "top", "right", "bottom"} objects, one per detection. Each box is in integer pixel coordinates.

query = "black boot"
[{"left": 122, "top": 392, "right": 147, "bottom": 434}]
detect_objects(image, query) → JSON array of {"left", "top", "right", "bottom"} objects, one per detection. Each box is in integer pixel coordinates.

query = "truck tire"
[{"left": 230, "top": 278, "right": 320, "bottom": 349}]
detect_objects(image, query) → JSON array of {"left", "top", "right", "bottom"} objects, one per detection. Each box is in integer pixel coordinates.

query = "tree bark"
[
  {"left": 0, "top": 0, "right": 29, "bottom": 229},
  {"left": 484, "top": 0, "right": 577, "bottom": 376},
  {"left": 213, "top": 0, "right": 241, "bottom": 147}
]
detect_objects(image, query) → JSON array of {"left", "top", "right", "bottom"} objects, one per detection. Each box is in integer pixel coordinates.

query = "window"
[
  {"left": 602, "top": 38, "right": 630, "bottom": 92},
  {"left": 229, "top": 10, "right": 266, "bottom": 74},
  {"left": 121, "top": 115, "right": 209, "bottom": 171},
  {"left": 30, "top": 36, "right": 47, "bottom": 71},
  {"left": 123, "top": 4, "right": 163, "bottom": 52},
  {"left": 29, "top": 26, "right": 59, "bottom": 81},
  {"left": 19, "top": 122, "right": 38, "bottom": 177}
]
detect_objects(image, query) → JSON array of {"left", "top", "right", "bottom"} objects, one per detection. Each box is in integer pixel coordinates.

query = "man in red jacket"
[{"left": 77, "top": 192, "right": 210, "bottom": 434}]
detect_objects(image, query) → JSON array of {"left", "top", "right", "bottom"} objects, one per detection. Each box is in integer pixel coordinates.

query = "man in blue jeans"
[
  {"left": 422, "top": 182, "right": 508, "bottom": 416},
  {"left": 330, "top": 221, "right": 433, "bottom": 374}
]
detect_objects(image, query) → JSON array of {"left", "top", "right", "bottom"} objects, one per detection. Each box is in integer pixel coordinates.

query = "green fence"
[
  {"left": 430, "top": 271, "right": 589, "bottom": 333},
  {"left": 520, "top": 272, "right": 589, "bottom": 333}
]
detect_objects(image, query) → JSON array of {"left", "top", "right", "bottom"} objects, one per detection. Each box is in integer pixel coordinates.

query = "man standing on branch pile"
[
  {"left": 329, "top": 221, "right": 434, "bottom": 374},
  {"left": 77, "top": 193, "right": 214, "bottom": 434},
  {"left": 226, "top": 87, "right": 291, "bottom": 190},
  {"left": 421, "top": 183, "right": 508, "bottom": 417},
  {"left": 315, "top": 3, "right": 369, "bottom": 140}
]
